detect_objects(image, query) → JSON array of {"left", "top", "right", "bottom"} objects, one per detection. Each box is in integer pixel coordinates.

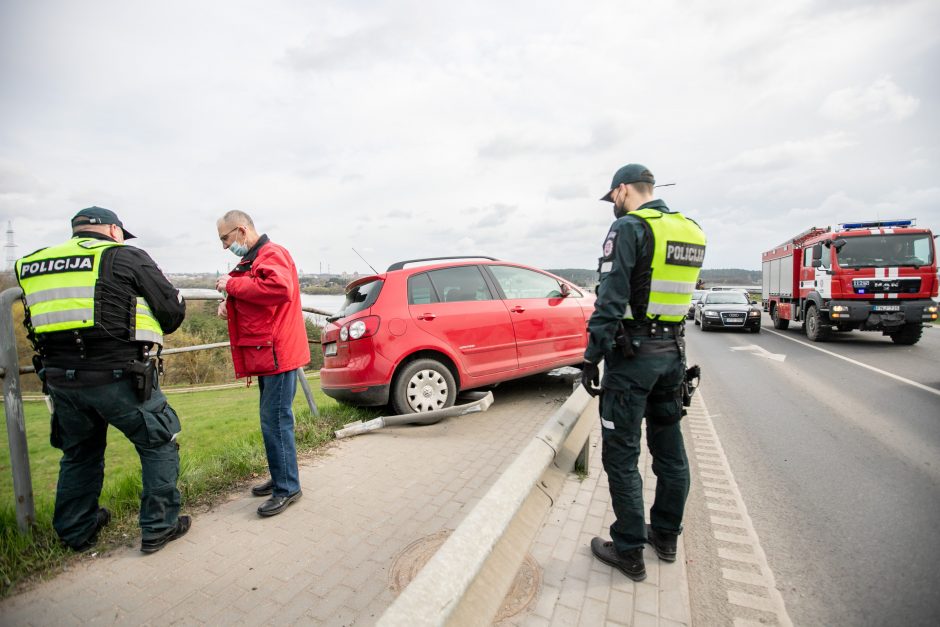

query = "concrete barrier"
[{"left": 378, "top": 378, "right": 598, "bottom": 626}]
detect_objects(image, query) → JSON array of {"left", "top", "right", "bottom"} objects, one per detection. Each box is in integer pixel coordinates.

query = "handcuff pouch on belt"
[
  {"left": 681, "top": 364, "right": 701, "bottom": 413},
  {"left": 127, "top": 359, "right": 157, "bottom": 402},
  {"left": 614, "top": 321, "right": 639, "bottom": 359},
  {"left": 32, "top": 354, "right": 49, "bottom": 394}
]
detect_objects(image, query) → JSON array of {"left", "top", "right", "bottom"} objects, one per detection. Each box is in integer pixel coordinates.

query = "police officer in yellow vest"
[
  {"left": 15, "top": 207, "right": 191, "bottom": 553},
  {"left": 581, "top": 165, "right": 706, "bottom": 581}
]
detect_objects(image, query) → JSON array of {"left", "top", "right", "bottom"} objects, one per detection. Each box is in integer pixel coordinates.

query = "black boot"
[
  {"left": 70, "top": 507, "right": 112, "bottom": 552},
  {"left": 141, "top": 516, "right": 192, "bottom": 554},
  {"left": 590, "top": 537, "right": 646, "bottom": 581},
  {"left": 646, "top": 524, "right": 678, "bottom": 562}
]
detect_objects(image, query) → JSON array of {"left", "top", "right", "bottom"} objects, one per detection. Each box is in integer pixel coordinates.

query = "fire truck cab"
[{"left": 761, "top": 219, "right": 939, "bottom": 344}]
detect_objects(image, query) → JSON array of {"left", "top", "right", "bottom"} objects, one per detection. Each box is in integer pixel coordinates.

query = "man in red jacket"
[{"left": 215, "top": 210, "right": 311, "bottom": 517}]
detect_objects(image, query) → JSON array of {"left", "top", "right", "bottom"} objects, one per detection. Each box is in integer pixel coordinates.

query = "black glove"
[{"left": 581, "top": 361, "right": 601, "bottom": 397}]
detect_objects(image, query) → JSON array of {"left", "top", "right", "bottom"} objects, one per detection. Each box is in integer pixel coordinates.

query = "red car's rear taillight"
[{"left": 340, "top": 315, "right": 381, "bottom": 341}]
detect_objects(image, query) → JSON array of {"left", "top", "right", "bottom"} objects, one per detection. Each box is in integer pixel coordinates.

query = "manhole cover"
[{"left": 389, "top": 530, "right": 541, "bottom": 621}]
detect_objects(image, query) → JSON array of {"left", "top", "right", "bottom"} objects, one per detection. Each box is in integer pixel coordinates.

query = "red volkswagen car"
[{"left": 320, "top": 257, "right": 595, "bottom": 414}]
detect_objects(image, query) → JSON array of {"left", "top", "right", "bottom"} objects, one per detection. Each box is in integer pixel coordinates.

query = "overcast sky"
[{"left": 1, "top": 0, "right": 938, "bottom": 276}]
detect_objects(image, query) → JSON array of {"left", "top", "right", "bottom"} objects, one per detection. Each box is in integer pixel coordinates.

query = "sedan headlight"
[
  {"left": 704, "top": 311, "right": 720, "bottom": 317},
  {"left": 748, "top": 310, "right": 761, "bottom": 317}
]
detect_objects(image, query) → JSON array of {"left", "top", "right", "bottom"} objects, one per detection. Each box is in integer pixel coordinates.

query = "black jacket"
[{"left": 35, "top": 232, "right": 186, "bottom": 368}]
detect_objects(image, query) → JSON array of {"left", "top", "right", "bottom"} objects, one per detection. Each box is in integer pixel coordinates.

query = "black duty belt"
[
  {"left": 44, "top": 367, "right": 127, "bottom": 387},
  {"left": 625, "top": 324, "right": 684, "bottom": 338}
]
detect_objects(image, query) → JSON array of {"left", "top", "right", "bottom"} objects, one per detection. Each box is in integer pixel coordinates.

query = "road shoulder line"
[
  {"left": 764, "top": 329, "right": 940, "bottom": 397},
  {"left": 687, "top": 394, "right": 794, "bottom": 627}
]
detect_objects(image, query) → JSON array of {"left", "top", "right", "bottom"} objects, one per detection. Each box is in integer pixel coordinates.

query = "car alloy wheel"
[{"left": 392, "top": 358, "right": 457, "bottom": 414}]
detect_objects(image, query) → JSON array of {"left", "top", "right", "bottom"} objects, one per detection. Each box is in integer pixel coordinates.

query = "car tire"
[
  {"left": 391, "top": 358, "right": 457, "bottom": 414},
  {"left": 750, "top": 326, "right": 761, "bottom": 333},
  {"left": 804, "top": 304, "right": 830, "bottom": 342},
  {"left": 889, "top": 323, "right": 923, "bottom": 346},
  {"left": 700, "top": 321, "right": 709, "bottom": 331},
  {"left": 772, "top": 306, "right": 789, "bottom": 330}
]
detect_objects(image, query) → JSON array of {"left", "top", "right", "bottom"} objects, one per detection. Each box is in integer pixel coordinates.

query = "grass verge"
[{"left": 0, "top": 377, "right": 378, "bottom": 597}]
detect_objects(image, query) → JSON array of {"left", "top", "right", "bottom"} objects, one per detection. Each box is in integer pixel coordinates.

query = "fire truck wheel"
[
  {"left": 804, "top": 304, "right": 830, "bottom": 342},
  {"left": 889, "top": 323, "right": 923, "bottom": 345},
  {"left": 771, "top": 306, "right": 789, "bottom": 330}
]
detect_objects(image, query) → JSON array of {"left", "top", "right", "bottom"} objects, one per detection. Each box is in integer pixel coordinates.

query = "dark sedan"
[
  {"left": 694, "top": 291, "right": 762, "bottom": 332},
  {"left": 687, "top": 289, "right": 707, "bottom": 319}
]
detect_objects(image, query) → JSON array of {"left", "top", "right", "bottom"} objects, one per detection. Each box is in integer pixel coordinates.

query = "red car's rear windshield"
[{"left": 328, "top": 279, "right": 384, "bottom": 322}]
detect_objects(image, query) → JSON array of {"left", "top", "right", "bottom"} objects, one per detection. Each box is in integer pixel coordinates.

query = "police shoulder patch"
[{"left": 602, "top": 230, "right": 617, "bottom": 260}]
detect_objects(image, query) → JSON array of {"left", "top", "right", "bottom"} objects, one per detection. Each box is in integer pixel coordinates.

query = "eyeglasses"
[{"left": 219, "top": 227, "right": 240, "bottom": 243}]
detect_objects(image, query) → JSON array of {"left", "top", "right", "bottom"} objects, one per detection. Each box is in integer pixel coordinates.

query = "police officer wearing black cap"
[
  {"left": 581, "top": 165, "right": 706, "bottom": 581},
  {"left": 14, "top": 207, "right": 191, "bottom": 553}
]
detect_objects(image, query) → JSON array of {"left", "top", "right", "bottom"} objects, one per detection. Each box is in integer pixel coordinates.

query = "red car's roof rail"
[{"left": 386, "top": 256, "right": 499, "bottom": 271}]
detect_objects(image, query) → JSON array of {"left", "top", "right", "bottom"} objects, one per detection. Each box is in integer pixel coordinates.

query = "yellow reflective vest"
[
  {"left": 15, "top": 237, "right": 164, "bottom": 346},
  {"left": 625, "top": 208, "right": 706, "bottom": 323}
]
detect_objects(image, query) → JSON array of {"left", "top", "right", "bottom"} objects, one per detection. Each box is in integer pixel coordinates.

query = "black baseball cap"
[
  {"left": 600, "top": 164, "right": 656, "bottom": 201},
  {"left": 71, "top": 206, "right": 136, "bottom": 239}
]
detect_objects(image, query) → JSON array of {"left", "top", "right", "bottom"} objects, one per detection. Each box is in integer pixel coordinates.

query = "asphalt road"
[{"left": 682, "top": 316, "right": 940, "bottom": 627}]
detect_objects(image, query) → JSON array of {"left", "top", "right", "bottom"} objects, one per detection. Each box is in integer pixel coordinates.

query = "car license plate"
[
  {"left": 323, "top": 342, "right": 337, "bottom": 356},
  {"left": 873, "top": 304, "right": 900, "bottom": 312}
]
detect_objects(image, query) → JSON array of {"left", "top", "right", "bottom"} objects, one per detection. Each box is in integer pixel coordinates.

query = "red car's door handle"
[
  {"left": 417, "top": 313, "right": 437, "bottom": 321},
  {"left": 510, "top": 305, "right": 526, "bottom": 313}
]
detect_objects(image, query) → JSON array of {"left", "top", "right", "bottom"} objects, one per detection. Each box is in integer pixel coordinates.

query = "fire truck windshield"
[{"left": 834, "top": 233, "right": 934, "bottom": 268}]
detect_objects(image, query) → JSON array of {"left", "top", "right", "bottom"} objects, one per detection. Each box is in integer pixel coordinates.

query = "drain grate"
[{"left": 388, "top": 530, "right": 541, "bottom": 621}]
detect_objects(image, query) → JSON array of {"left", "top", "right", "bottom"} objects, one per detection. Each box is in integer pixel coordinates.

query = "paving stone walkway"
[{"left": 1, "top": 374, "right": 692, "bottom": 626}]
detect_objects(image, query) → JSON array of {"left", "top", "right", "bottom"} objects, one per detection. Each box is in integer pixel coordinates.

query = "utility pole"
[{"left": 4, "top": 221, "right": 16, "bottom": 271}]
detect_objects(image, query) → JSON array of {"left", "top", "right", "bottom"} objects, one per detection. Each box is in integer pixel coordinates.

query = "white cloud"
[
  {"left": 820, "top": 76, "right": 920, "bottom": 122},
  {"left": 714, "top": 133, "right": 858, "bottom": 174},
  {"left": 1, "top": 0, "right": 937, "bottom": 273}
]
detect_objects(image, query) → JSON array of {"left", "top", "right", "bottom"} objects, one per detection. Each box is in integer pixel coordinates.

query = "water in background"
[{"left": 301, "top": 294, "right": 344, "bottom": 325}]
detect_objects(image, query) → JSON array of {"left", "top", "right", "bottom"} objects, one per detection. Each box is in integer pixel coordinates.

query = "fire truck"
[{"left": 761, "top": 219, "right": 938, "bottom": 344}]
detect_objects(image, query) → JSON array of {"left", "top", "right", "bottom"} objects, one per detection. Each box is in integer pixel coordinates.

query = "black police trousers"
[
  {"left": 46, "top": 372, "right": 182, "bottom": 549},
  {"left": 599, "top": 335, "right": 690, "bottom": 554}
]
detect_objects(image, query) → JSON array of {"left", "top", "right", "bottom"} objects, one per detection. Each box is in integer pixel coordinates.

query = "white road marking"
[
  {"left": 730, "top": 344, "right": 787, "bottom": 362},
  {"left": 764, "top": 329, "right": 940, "bottom": 398},
  {"left": 688, "top": 393, "right": 794, "bottom": 627}
]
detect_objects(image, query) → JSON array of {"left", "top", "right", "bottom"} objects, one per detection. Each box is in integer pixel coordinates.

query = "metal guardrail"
[
  {"left": 0, "top": 287, "right": 34, "bottom": 533},
  {"left": 1, "top": 286, "right": 334, "bottom": 533},
  {"left": 378, "top": 378, "right": 597, "bottom": 626}
]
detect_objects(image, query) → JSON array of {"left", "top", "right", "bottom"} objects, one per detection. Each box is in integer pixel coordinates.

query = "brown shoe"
[{"left": 590, "top": 537, "right": 646, "bottom": 581}]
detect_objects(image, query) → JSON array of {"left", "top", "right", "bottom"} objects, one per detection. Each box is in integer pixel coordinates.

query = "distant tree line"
[{"left": 548, "top": 267, "right": 761, "bottom": 289}]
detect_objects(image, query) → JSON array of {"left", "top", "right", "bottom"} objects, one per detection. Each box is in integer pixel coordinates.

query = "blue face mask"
[{"left": 229, "top": 238, "right": 249, "bottom": 257}]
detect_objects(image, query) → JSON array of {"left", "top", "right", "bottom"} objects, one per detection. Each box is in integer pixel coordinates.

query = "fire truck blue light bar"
[{"left": 839, "top": 219, "right": 915, "bottom": 229}]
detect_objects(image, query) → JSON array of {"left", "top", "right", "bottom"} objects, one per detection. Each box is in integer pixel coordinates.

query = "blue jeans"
[{"left": 258, "top": 371, "right": 301, "bottom": 497}]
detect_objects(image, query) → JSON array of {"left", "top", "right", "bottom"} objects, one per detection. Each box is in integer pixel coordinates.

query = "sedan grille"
[{"left": 720, "top": 312, "right": 747, "bottom": 326}]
